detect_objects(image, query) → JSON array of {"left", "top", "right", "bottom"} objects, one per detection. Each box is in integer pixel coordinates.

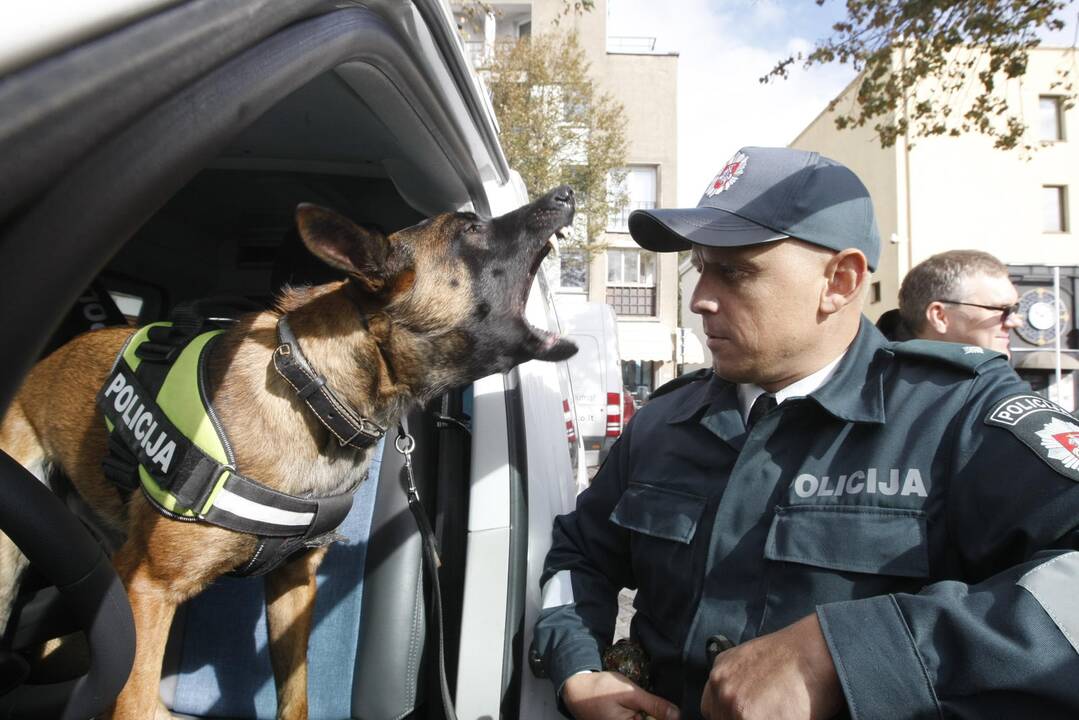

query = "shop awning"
[
  {"left": 676, "top": 327, "right": 706, "bottom": 365},
  {"left": 617, "top": 322, "right": 673, "bottom": 362}
]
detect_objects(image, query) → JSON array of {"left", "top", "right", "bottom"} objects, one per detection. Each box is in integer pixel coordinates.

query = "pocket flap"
[
  {"left": 610, "top": 484, "right": 707, "bottom": 544},
  {"left": 765, "top": 505, "right": 929, "bottom": 578}
]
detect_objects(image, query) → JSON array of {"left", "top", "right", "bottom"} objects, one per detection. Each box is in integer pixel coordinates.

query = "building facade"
[
  {"left": 454, "top": 0, "right": 684, "bottom": 394},
  {"left": 678, "top": 47, "right": 1078, "bottom": 409}
]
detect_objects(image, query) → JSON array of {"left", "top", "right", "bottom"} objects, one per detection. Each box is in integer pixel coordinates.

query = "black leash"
[{"left": 395, "top": 419, "right": 458, "bottom": 720}]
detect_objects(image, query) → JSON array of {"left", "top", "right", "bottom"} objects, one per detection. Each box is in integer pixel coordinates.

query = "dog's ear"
[{"left": 295, "top": 204, "right": 392, "bottom": 294}]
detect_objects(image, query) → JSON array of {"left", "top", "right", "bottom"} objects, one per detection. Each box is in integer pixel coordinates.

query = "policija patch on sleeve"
[{"left": 985, "top": 394, "right": 1079, "bottom": 482}]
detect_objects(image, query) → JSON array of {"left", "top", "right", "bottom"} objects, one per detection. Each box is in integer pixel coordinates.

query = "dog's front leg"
[
  {"left": 109, "top": 543, "right": 181, "bottom": 720},
  {"left": 265, "top": 546, "right": 329, "bottom": 720},
  {"left": 108, "top": 514, "right": 250, "bottom": 720}
]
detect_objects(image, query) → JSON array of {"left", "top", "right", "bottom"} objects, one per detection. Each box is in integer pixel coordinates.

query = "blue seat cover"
[{"left": 171, "top": 439, "right": 384, "bottom": 719}]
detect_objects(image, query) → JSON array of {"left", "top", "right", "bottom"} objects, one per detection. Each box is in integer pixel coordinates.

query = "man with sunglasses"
[{"left": 890, "top": 250, "right": 1022, "bottom": 356}]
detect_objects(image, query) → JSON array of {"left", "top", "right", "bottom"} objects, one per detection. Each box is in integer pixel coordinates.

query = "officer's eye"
[{"left": 716, "top": 264, "right": 750, "bottom": 281}]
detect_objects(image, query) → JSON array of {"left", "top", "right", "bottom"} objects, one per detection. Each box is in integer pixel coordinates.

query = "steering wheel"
[{"left": 0, "top": 450, "right": 134, "bottom": 720}]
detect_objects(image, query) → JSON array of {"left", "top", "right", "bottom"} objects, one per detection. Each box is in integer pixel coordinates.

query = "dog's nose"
[{"left": 553, "top": 185, "right": 575, "bottom": 208}]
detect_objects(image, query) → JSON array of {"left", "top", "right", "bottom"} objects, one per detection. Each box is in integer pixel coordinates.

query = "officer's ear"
[
  {"left": 820, "top": 249, "right": 868, "bottom": 315},
  {"left": 925, "top": 301, "right": 950, "bottom": 334}
]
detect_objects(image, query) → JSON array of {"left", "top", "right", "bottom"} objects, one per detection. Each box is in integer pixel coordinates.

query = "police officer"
[{"left": 533, "top": 146, "right": 1079, "bottom": 719}]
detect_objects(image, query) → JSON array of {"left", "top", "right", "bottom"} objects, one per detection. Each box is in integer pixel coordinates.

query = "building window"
[
  {"left": 1043, "top": 185, "right": 1068, "bottom": 233},
  {"left": 871, "top": 281, "right": 882, "bottom": 304},
  {"left": 562, "top": 83, "right": 589, "bottom": 124},
  {"left": 606, "top": 248, "right": 656, "bottom": 315},
  {"left": 607, "top": 166, "right": 657, "bottom": 233},
  {"left": 1039, "top": 96, "right": 1065, "bottom": 142},
  {"left": 607, "top": 248, "right": 655, "bottom": 285},
  {"left": 558, "top": 249, "right": 588, "bottom": 291}
]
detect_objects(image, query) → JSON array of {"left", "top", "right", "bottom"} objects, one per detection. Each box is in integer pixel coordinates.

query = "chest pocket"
[
  {"left": 610, "top": 483, "right": 706, "bottom": 544},
  {"left": 765, "top": 504, "right": 929, "bottom": 577},
  {"left": 758, "top": 504, "right": 930, "bottom": 634},
  {"left": 610, "top": 483, "right": 708, "bottom": 627}
]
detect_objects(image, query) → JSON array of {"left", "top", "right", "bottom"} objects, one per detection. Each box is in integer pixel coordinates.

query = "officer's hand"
[
  {"left": 700, "top": 614, "right": 843, "bottom": 720},
  {"left": 563, "top": 671, "right": 680, "bottom": 720}
]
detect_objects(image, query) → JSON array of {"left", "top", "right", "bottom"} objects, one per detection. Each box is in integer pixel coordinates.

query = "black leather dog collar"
[{"left": 272, "top": 315, "right": 386, "bottom": 450}]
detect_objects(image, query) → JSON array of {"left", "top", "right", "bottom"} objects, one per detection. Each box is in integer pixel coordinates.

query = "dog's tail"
[{"left": 0, "top": 400, "right": 50, "bottom": 635}]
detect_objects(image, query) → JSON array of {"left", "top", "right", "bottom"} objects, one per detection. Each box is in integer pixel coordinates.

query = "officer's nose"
[{"left": 690, "top": 280, "right": 718, "bottom": 316}]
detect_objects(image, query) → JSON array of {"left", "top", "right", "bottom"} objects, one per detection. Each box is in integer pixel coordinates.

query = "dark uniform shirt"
[{"left": 535, "top": 317, "right": 1079, "bottom": 719}]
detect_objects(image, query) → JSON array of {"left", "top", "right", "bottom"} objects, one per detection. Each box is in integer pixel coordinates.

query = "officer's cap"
[{"left": 628, "top": 146, "right": 881, "bottom": 271}]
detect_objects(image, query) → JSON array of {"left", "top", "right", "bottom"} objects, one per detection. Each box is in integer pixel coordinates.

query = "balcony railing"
[
  {"left": 607, "top": 200, "right": 656, "bottom": 233},
  {"left": 607, "top": 36, "right": 657, "bottom": 53}
]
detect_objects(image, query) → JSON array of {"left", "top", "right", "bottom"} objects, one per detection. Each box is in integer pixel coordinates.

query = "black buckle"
[{"left": 134, "top": 340, "right": 182, "bottom": 363}]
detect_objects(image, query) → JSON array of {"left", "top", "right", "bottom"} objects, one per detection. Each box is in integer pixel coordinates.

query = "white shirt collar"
[{"left": 737, "top": 351, "right": 847, "bottom": 424}]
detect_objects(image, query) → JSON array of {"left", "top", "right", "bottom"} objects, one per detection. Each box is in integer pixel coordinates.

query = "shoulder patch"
[
  {"left": 985, "top": 394, "right": 1079, "bottom": 482},
  {"left": 889, "top": 339, "right": 1005, "bottom": 374},
  {"left": 649, "top": 368, "right": 713, "bottom": 400}
]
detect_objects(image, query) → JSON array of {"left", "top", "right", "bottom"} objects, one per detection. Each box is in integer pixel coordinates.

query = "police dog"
[{"left": 0, "top": 185, "right": 577, "bottom": 719}]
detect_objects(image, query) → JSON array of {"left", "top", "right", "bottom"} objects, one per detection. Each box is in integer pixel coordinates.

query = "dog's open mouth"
[{"left": 517, "top": 224, "right": 577, "bottom": 362}]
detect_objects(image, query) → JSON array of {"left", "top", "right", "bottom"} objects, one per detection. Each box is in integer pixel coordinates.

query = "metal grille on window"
[
  {"left": 606, "top": 247, "right": 657, "bottom": 316},
  {"left": 606, "top": 286, "right": 656, "bottom": 315}
]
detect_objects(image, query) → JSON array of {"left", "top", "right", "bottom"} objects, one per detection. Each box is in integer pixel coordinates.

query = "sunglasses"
[{"left": 938, "top": 299, "right": 1021, "bottom": 323}]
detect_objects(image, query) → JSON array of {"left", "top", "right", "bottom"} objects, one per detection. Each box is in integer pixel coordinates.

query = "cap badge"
[
  {"left": 705, "top": 152, "right": 748, "bottom": 197},
  {"left": 1037, "top": 417, "right": 1079, "bottom": 471}
]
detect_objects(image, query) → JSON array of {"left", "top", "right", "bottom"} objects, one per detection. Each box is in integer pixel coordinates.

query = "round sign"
[
  {"left": 1027, "top": 301, "right": 1057, "bottom": 331},
  {"left": 1016, "top": 288, "right": 1071, "bottom": 346}
]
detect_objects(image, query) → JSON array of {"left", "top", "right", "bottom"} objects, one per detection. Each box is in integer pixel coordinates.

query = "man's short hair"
[{"left": 898, "top": 250, "right": 1010, "bottom": 334}]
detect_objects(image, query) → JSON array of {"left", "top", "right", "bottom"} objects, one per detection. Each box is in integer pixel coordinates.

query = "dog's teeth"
[{"left": 547, "top": 235, "right": 561, "bottom": 257}]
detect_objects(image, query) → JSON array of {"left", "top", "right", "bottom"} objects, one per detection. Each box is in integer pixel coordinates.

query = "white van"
[{"left": 556, "top": 301, "right": 624, "bottom": 470}]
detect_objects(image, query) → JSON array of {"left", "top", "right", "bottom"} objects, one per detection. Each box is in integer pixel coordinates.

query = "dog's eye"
[{"left": 465, "top": 223, "right": 482, "bottom": 234}]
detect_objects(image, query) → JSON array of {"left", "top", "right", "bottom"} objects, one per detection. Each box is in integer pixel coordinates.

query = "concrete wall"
[
  {"left": 532, "top": 0, "right": 680, "bottom": 384},
  {"left": 903, "top": 48, "right": 1079, "bottom": 269},
  {"left": 531, "top": 0, "right": 607, "bottom": 69},
  {"left": 601, "top": 50, "right": 680, "bottom": 381}
]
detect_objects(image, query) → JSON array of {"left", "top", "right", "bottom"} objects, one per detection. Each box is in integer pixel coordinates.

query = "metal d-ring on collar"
[{"left": 271, "top": 315, "right": 386, "bottom": 450}]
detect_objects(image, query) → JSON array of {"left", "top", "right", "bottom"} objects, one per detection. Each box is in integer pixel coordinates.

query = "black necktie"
[{"left": 746, "top": 393, "right": 777, "bottom": 430}]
